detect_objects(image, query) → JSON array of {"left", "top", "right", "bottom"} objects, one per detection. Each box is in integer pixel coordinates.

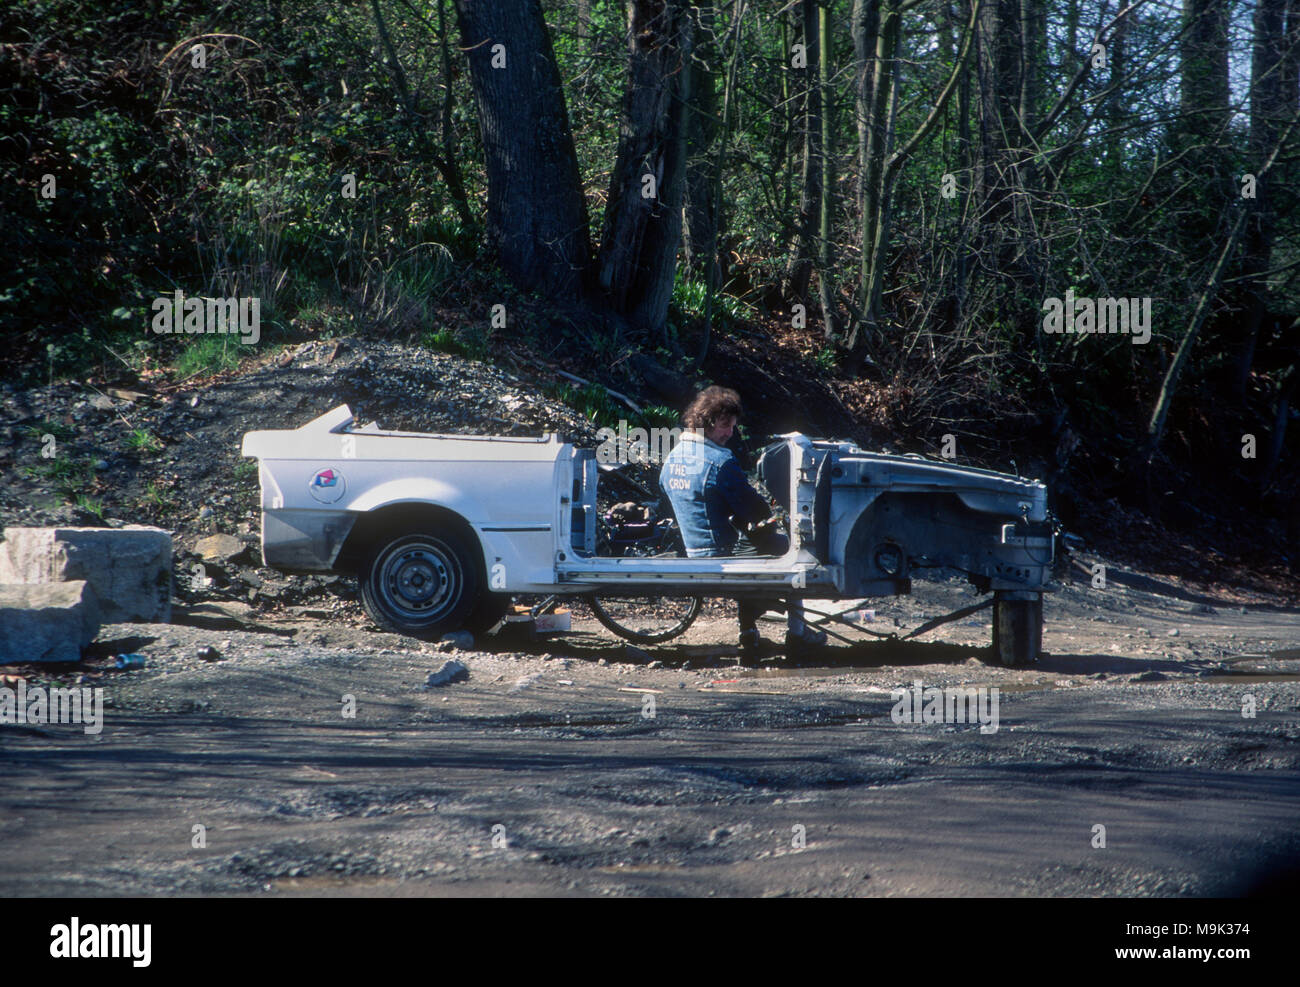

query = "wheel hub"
[{"left": 384, "top": 545, "right": 453, "bottom": 615}]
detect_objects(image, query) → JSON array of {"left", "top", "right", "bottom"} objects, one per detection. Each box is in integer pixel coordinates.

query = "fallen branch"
[{"left": 555, "top": 370, "right": 642, "bottom": 415}]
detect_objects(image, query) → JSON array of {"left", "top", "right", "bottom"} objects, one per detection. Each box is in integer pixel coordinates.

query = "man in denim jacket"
[{"left": 659, "top": 386, "right": 826, "bottom": 658}]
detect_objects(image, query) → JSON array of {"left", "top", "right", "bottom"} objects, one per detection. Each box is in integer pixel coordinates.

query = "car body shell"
[{"left": 241, "top": 405, "right": 1054, "bottom": 602}]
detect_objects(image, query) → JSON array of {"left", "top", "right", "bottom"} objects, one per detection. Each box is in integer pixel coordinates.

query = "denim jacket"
[{"left": 659, "top": 432, "right": 771, "bottom": 557}]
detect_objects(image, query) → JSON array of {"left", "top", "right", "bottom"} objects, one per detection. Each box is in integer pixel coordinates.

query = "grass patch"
[
  {"left": 173, "top": 334, "right": 243, "bottom": 378},
  {"left": 23, "top": 455, "right": 95, "bottom": 500},
  {"left": 142, "top": 481, "right": 167, "bottom": 510},
  {"left": 73, "top": 494, "right": 104, "bottom": 519},
  {"left": 23, "top": 421, "right": 77, "bottom": 443},
  {"left": 422, "top": 326, "right": 488, "bottom": 361},
  {"left": 548, "top": 383, "right": 681, "bottom": 435},
  {"left": 127, "top": 428, "right": 163, "bottom": 453}
]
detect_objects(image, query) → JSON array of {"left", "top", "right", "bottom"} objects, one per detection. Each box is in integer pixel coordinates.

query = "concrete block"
[
  {"left": 0, "top": 526, "right": 172, "bottom": 623},
  {"left": 0, "top": 581, "right": 102, "bottom": 663}
]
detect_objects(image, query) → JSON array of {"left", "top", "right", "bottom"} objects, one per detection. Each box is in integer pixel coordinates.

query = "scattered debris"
[
  {"left": 107, "top": 388, "right": 150, "bottom": 403},
  {"left": 195, "top": 534, "right": 247, "bottom": 562},
  {"left": 425, "top": 660, "right": 469, "bottom": 688},
  {"left": 438, "top": 631, "right": 476, "bottom": 652},
  {"left": 842, "top": 609, "right": 875, "bottom": 623}
]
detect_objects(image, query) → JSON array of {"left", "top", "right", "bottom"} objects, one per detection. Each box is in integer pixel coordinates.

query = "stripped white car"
[{"left": 241, "top": 405, "right": 1057, "bottom": 664}]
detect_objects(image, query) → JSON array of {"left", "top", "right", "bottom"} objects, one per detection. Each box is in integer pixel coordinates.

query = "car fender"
[{"left": 345, "top": 478, "right": 478, "bottom": 520}]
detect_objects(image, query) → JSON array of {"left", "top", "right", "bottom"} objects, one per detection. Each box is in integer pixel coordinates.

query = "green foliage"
[
  {"left": 572, "top": 383, "right": 622, "bottom": 424},
  {"left": 2, "top": 0, "right": 1295, "bottom": 501},
  {"left": 422, "top": 326, "right": 488, "bottom": 361},
  {"left": 640, "top": 404, "right": 681, "bottom": 430},
  {"left": 127, "top": 429, "right": 163, "bottom": 453},
  {"left": 670, "top": 277, "right": 750, "bottom": 328},
  {"left": 24, "top": 454, "right": 95, "bottom": 501},
  {"left": 173, "top": 335, "right": 243, "bottom": 378},
  {"left": 811, "top": 347, "right": 838, "bottom": 374},
  {"left": 74, "top": 494, "right": 105, "bottom": 519},
  {"left": 143, "top": 481, "right": 167, "bottom": 509},
  {"left": 23, "top": 421, "right": 76, "bottom": 443},
  {"left": 0, "top": 0, "right": 481, "bottom": 381}
]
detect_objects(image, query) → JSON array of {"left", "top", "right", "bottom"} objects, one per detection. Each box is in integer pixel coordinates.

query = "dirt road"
[{"left": 2, "top": 558, "right": 1298, "bottom": 897}]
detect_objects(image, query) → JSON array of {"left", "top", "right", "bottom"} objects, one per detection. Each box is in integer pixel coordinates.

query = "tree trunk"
[
  {"left": 780, "top": 7, "right": 795, "bottom": 230},
  {"left": 849, "top": 0, "right": 977, "bottom": 352},
  {"left": 817, "top": 1, "right": 837, "bottom": 339},
  {"left": 1260, "top": 364, "right": 1297, "bottom": 492},
  {"left": 1180, "top": 0, "right": 1231, "bottom": 143},
  {"left": 1175, "top": 0, "right": 1233, "bottom": 263},
  {"left": 784, "top": 0, "right": 823, "bottom": 303},
  {"left": 452, "top": 0, "right": 591, "bottom": 298},
  {"left": 682, "top": 1, "right": 720, "bottom": 288},
  {"left": 852, "top": 0, "right": 880, "bottom": 219},
  {"left": 577, "top": 0, "right": 592, "bottom": 43},
  {"left": 853, "top": 0, "right": 899, "bottom": 345},
  {"left": 1146, "top": 100, "right": 1300, "bottom": 460},
  {"left": 1232, "top": 0, "right": 1289, "bottom": 399},
  {"left": 1015, "top": 0, "right": 1044, "bottom": 286},
  {"left": 697, "top": 0, "right": 746, "bottom": 366},
  {"left": 1104, "top": 5, "right": 1128, "bottom": 168},
  {"left": 595, "top": 0, "right": 694, "bottom": 336},
  {"left": 954, "top": 0, "right": 974, "bottom": 323},
  {"left": 1146, "top": 207, "right": 1250, "bottom": 458},
  {"left": 975, "top": 0, "right": 1023, "bottom": 270}
]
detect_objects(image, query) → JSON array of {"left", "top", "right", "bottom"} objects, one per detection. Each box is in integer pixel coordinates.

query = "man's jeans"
[{"left": 723, "top": 532, "right": 808, "bottom": 634}]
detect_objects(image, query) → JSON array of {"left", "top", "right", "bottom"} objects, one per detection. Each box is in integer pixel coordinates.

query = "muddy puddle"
[{"left": 1202, "top": 650, "right": 1300, "bottom": 684}]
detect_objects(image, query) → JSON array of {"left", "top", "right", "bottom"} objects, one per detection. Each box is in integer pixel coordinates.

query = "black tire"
[
  {"left": 359, "top": 528, "right": 481, "bottom": 638},
  {"left": 992, "top": 592, "right": 1043, "bottom": 667},
  {"left": 589, "top": 594, "right": 703, "bottom": 643},
  {"left": 465, "top": 591, "right": 512, "bottom": 634}
]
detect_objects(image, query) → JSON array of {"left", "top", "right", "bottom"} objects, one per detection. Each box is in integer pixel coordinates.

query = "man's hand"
[{"left": 744, "top": 515, "right": 788, "bottom": 555}]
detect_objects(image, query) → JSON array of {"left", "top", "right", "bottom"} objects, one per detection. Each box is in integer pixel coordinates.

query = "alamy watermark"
[
  {"left": 1042, "top": 290, "right": 1151, "bottom": 344},
  {"left": 0, "top": 681, "right": 103, "bottom": 735},
  {"left": 596, "top": 420, "right": 698, "bottom": 465},
  {"left": 50, "top": 917, "right": 150, "bottom": 967},
  {"left": 890, "top": 679, "right": 1000, "bottom": 735},
  {"left": 151, "top": 289, "right": 260, "bottom": 345}
]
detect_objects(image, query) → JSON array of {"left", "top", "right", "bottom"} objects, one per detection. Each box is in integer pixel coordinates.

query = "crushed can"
[{"left": 114, "top": 653, "right": 146, "bottom": 670}]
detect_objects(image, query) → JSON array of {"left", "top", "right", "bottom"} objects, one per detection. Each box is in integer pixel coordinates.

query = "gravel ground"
[{"left": 2, "top": 558, "right": 1297, "bottom": 898}]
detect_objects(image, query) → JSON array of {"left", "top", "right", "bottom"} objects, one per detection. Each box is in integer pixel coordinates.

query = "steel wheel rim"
[
  {"left": 377, "top": 539, "right": 461, "bottom": 622},
  {"left": 589, "top": 595, "right": 702, "bottom": 642}
]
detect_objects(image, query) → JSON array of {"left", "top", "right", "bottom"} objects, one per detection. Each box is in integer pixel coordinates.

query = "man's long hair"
[{"left": 682, "top": 386, "right": 743, "bottom": 430}]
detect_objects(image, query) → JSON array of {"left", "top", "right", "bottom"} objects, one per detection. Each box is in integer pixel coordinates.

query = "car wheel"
[
  {"left": 359, "top": 528, "right": 480, "bottom": 638},
  {"left": 992, "top": 591, "right": 1042, "bottom": 667}
]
